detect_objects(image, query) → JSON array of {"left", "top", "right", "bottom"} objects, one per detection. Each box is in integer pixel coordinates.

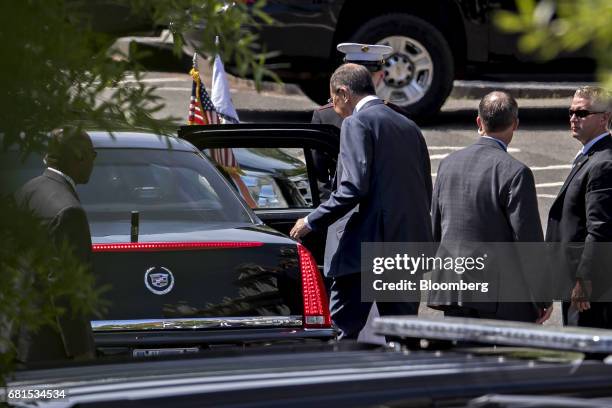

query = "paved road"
[{"left": 110, "top": 72, "right": 582, "bottom": 327}]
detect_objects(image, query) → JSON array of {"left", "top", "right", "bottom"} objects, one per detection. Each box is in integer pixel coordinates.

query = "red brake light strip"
[{"left": 92, "top": 241, "right": 263, "bottom": 252}]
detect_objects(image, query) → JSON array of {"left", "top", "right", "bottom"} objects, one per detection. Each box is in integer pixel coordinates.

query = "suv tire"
[{"left": 350, "top": 13, "right": 454, "bottom": 119}]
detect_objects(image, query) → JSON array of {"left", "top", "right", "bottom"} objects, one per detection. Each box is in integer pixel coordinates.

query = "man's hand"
[
  {"left": 571, "top": 279, "right": 592, "bottom": 312},
  {"left": 535, "top": 304, "right": 553, "bottom": 324},
  {"left": 290, "top": 217, "right": 312, "bottom": 240}
]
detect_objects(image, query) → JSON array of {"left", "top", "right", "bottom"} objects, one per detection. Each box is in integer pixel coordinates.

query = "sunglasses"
[{"left": 569, "top": 109, "right": 604, "bottom": 118}]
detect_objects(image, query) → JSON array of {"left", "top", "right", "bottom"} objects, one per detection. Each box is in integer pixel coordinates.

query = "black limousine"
[{"left": 2, "top": 124, "right": 343, "bottom": 356}]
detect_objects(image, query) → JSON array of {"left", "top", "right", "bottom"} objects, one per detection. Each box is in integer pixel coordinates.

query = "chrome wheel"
[{"left": 376, "top": 35, "right": 434, "bottom": 106}]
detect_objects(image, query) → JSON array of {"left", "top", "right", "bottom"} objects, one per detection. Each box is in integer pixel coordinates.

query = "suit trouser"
[{"left": 329, "top": 273, "right": 418, "bottom": 339}]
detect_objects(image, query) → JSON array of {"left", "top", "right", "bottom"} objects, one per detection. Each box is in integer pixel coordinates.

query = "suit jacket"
[
  {"left": 430, "top": 137, "right": 544, "bottom": 320},
  {"left": 16, "top": 169, "right": 95, "bottom": 362},
  {"left": 308, "top": 99, "right": 433, "bottom": 278},
  {"left": 312, "top": 103, "right": 344, "bottom": 129},
  {"left": 311, "top": 101, "right": 431, "bottom": 195},
  {"left": 546, "top": 134, "right": 612, "bottom": 298}
]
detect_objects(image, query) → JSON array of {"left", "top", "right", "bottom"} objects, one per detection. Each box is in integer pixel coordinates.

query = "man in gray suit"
[
  {"left": 16, "top": 127, "right": 97, "bottom": 362},
  {"left": 429, "top": 91, "right": 552, "bottom": 323},
  {"left": 291, "top": 64, "right": 433, "bottom": 338}
]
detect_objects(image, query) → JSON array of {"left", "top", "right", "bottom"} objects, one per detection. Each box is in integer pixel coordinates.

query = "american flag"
[{"left": 188, "top": 67, "right": 237, "bottom": 168}]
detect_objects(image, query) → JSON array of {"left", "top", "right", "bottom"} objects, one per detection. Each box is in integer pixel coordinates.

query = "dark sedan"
[{"left": 2, "top": 129, "right": 335, "bottom": 356}]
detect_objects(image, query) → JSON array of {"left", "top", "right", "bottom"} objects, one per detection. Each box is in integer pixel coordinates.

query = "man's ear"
[
  {"left": 476, "top": 116, "right": 484, "bottom": 135},
  {"left": 337, "top": 86, "right": 349, "bottom": 102},
  {"left": 601, "top": 112, "right": 611, "bottom": 129}
]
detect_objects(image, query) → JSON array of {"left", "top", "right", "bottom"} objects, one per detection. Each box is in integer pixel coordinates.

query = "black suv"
[{"left": 216, "top": 0, "right": 593, "bottom": 119}]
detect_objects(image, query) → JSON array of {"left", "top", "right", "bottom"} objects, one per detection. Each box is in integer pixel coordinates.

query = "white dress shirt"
[{"left": 47, "top": 167, "right": 76, "bottom": 191}]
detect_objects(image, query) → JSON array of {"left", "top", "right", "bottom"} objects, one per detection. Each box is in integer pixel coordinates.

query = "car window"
[
  {"left": 78, "top": 149, "right": 253, "bottom": 232},
  {"left": 204, "top": 147, "right": 316, "bottom": 209},
  {"left": 1, "top": 148, "right": 254, "bottom": 236}
]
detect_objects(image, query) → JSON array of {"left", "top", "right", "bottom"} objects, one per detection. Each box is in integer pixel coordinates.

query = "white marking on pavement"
[
  {"left": 536, "top": 182, "right": 564, "bottom": 188},
  {"left": 155, "top": 87, "right": 192, "bottom": 91},
  {"left": 538, "top": 194, "right": 558, "bottom": 198},
  {"left": 530, "top": 164, "right": 572, "bottom": 171},
  {"left": 119, "top": 77, "right": 187, "bottom": 85},
  {"left": 428, "top": 146, "right": 520, "bottom": 153},
  {"left": 430, "top": 154, "right": 449, "bottom": 160},
  {"left": 428, "top": 146, "right": 464, "bottom": 151}
]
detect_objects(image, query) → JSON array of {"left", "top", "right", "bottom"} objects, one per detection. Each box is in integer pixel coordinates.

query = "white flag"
[{"left": 211, "top": 54, "right": 239, "bottom": 124}]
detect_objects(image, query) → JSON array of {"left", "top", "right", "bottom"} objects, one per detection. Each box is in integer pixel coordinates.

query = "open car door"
[{"left": 178, "top": 123, "right": 340, "bottom": 265}]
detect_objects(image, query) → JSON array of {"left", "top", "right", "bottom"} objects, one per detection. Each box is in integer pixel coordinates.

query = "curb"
[{"left": 450, "top": 80, "right": 593, "bottom": 99}]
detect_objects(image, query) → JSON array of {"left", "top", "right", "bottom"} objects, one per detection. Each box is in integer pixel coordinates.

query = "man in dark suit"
[
  {"left": 291, "top": 64, "right": 433, "bottom": 338},
  {"left": 312, "top": 45, "right": 432, "bottom": 340},
  {"left": 546, "top": 86, "right": 612, "bottom": 328},
  {"left": 429, "top": 91, "right": 552, "bottom": 323},
  {"left": 16, "top": 127, "right": 97, "bottom": 362}
]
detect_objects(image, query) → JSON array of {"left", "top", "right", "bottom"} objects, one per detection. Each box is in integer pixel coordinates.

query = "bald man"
[{"left": 16, "top": 127, "right": 97, "bottom": 363}]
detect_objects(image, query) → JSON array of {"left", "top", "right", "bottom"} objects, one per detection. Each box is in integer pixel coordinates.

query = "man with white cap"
[
  {"left": 313, "top": 43, "right": 388, "bottom": 126},
  {"left": 312, "top": 43, "right": 419, "bottom": 127}
]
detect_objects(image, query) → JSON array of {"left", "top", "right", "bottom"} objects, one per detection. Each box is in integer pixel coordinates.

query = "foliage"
[
  {"left": 494, "top": 0, "right": 612, "bottom": 89},
  {"left": 0, "top": 0, "right": 273, "bottom": 381},
  {"left": 0, "top": 0, "right": 171, "bottom": 157},
  {"left": 0, "top": 200, "right": 108, "bottom": 380},
  {"left": 0, "top": 0, "right": 276, "bottom": 155},
  {"left": 131, "top": 0, "right": 279, "bottom": 86}
]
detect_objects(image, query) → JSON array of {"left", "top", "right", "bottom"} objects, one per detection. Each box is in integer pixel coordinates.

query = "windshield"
[
  {"left": 0, "top": 148, "right": 254, "bottom": 236},
  {"left": 78, "top": 149, "right": 253, "bottom": 235}
]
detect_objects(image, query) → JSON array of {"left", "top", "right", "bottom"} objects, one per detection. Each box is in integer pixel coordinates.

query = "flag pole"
[{"left": 210, "top": 34, "right": 255, "bottom": 207}]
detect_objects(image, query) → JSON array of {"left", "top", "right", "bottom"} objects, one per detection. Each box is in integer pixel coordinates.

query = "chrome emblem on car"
[{"left": 144, "top": 266, "right": 174, "bottom": 295}]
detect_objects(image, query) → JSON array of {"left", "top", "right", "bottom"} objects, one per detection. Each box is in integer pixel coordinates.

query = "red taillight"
[
  {"left": 297, "top": 243, "right": 331, "bottom": 328},
  {"left": 92, "top": 241, "right": 264, "bottom": 252}
]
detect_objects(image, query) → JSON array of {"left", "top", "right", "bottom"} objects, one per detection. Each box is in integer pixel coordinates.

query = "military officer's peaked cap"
[{"left": 337, "top": 42, "right": 393, "bottom": 71}]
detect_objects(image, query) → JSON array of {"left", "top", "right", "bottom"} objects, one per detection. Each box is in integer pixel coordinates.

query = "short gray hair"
[
  {"left": 574, "top": 86, "right": 611, "bottom": 112},
  {"left": 330, "top": 63, "right": 375, "bottom": 96},
  {"left": 478, "top": 91, "right": 518, "bottom": 133}
]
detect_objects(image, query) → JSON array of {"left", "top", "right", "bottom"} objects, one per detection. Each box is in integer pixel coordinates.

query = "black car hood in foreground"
[{"left": 7, "top": 337, "right": 612, "bottom": 408}]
